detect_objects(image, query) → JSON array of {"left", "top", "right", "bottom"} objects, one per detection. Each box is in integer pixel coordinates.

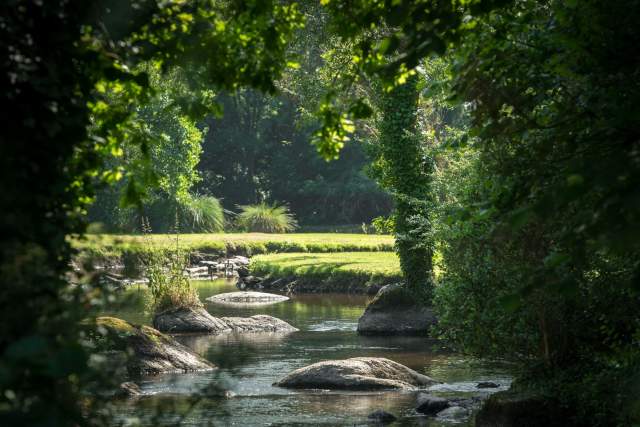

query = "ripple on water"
[
  {"left": 428, "top": 379, "right": 512, "bottom": 394},
  {"left": 307, "top": 320, "right": 358, "bottom": 332}
]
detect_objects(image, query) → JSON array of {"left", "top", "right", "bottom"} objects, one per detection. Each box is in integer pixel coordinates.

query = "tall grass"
[
  {"left": 141, "top": 218, "right": 201, "bottom": 313},
  {"left": 236, "top": 203, "right": 298, "bottom": 233},
  {"left": 182, "top": 196, "right": 225, "bottom": 233}
]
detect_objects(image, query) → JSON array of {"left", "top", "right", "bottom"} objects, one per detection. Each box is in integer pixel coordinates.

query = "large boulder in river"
[
  {"left": 94, "top": 317, "right": 214, "bottom": 375},
  {"left": 357, "top": 283, "right": 437, "bottom": 335},
  {"left": 273, "top": 357, "right": 439, "bottom": 390},
  {"left": 222, "top": 315, "right": 299, "bottom": 333},
  {"left": 153, "top": 307, "right": 232, "bottom": 334}
]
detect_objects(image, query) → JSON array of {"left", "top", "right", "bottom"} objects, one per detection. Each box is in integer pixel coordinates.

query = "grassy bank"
[
  {"left": 249, "top": 252, "right": 402, "bottom": 294},
  {"left": 72, "top": 233, "right": 395, "bottom": 276},
  {"left": 73, "top": 233, "right": 394, "bottom": 257}
]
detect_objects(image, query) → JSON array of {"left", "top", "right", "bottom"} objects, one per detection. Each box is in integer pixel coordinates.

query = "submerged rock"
[
  {"left": 207, "top": 291, "right": 289, "bottom": 305},
  {"left": 94, "top": 317, "right": 215, "bottom": 376},
  {"left": 273, "top": 357, "right": 439, "bottom": 390},
  {"left": 222, "top": 315, "right": 298, "bottom": 333},
  {"left": 416, "top": 394, "right": 451, "bottom": 415},
  {"left": 357, "top": 283, "right": 437, "bottom": 335},
  {"left": 436, "top": 406, "right": 468, "bottom": 420},
  {"left": 367, "top": 409, "right": 397, "bottom": 423},
  {"left": 153, "top": 307, "right": 232, "bottom": 334},
  {"left": 478, "top": 381, "right": 500, "bottom": 389}
]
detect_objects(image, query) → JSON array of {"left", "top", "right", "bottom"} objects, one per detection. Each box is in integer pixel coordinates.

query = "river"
[{"left": 104, "top": 279, "right": 511, "bottom": 426}]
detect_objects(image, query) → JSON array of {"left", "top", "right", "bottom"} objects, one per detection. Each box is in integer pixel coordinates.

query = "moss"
[
  {"left": 366, "top": 284, "right": 418, "bottom": 311},
  {"left": 140, "top": 325, "right": 167, "bottom": 345},
  {"left": 96, "top": 316, "right": 135, "bottom": 335}
]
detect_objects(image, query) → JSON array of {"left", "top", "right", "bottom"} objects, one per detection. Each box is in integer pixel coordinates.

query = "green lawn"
[
  {"left": 73, "top": 233, "right": 394, "bottom": 257},
  {"left": 249, "top": 252, "right": 402, "bottom": 292},
  {"left": 251, "top": 252, "right": 400, "bottom": 275}
]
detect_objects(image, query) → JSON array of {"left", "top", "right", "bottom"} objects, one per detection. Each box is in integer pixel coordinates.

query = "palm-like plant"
[
  {"left": 236, "top": 203, "right": 298, "bottom": 233},
  {"left": 182, "top": 196, "right": 225, "bottom": 232}
]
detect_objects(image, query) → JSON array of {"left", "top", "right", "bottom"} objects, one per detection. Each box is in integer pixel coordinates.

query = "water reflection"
[{"left": 105, "top": 279, "right": 511, "bottom": 426}]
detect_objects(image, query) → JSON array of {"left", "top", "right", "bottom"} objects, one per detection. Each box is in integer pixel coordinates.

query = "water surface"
[{"left": 106, "top": 280, "right": 511, "bottom": 426}]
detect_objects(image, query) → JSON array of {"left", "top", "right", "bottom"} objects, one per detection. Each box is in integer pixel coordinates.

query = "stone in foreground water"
[{"left": 274, "top": 357, "right": 439, "bottom": 390}]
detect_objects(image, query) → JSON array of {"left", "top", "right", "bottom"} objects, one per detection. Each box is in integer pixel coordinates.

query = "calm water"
[{"left": 105, "top": 280, "right": 511, "bottom": 426}]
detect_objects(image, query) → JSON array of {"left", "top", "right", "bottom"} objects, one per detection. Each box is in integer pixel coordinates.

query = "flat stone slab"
[
  {"left": 207, "top": 291, "right": 289, "bottom": 305},
  {"left": 153, "top": 307, "right": 232, "bottom": 334},
  {"left": 153, "top": 309, "right": 298, "bottom": 335},
  {"left": 274, "top": 357, "right": 439, "bottom": 390},
  {"left": 222, "top": 315, "right": 299, "bottom": 333}
]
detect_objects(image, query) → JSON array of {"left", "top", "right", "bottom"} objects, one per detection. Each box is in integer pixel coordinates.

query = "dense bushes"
[
  {"left": 430, "top": 1, "right": 640, "bottom": 422},
  {"left": 435, "top": 211, "right": 640, "bottom": 425},
  {"left": 88, "top": 194, "right": 225, "bottom": 234}
]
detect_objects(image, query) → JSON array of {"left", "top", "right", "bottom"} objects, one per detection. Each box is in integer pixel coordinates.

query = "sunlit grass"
[
  {"left": 250, "top": 252, "right": 402, "bottom": 292},
  {"left": 72, "top": 232, "right": 395, "bottom": 257},
  {"left": 251, "top": 252, "right": 401, "bottom": 275}
]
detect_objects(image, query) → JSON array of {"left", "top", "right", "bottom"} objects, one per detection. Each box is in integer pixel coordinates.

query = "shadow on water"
[{"left": 105, "top": 279, "right": 512, "bottom": 426}]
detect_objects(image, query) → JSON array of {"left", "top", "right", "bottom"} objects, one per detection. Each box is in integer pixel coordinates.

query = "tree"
[
  {"left": 89, "top": 68, "right": 208, "bottom": 232},
  {"left": 371, "top": 74, "right": 435, "bottom": 297}
]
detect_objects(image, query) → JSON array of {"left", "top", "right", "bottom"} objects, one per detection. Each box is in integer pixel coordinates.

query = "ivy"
[{"left": 372, "top": 74, "right": 435, "bottom": 299}]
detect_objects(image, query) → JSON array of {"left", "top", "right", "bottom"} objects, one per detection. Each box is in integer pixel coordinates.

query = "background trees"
[{"left": 195, "top": 89, "right": 393, "bottom": 227}]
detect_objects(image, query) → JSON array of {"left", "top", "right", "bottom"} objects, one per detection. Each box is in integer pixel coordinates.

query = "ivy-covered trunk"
[{"left": 376, "top": 75, "right": 435, "bottom": 299}]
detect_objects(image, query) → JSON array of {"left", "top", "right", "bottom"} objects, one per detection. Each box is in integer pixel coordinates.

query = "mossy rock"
[
  {"left": 357, "top": 284, "right": 436, "bottom": 335},
  {"left": 94, "top": 316, "right": 215, "bottom": 376},
  {"left": 365, "top": 283, "right": 419, "bottom": 311}
]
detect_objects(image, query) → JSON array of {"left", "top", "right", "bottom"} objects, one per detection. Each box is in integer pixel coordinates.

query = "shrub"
[
  {"left": 235, "top": 203, "right": 298, "bottom": 233},
  {"left": 182, "top": 195, "right": 225, "bottom": 233},
  {"left": 141, "top": 219, "right": 201, "bottom": 313},
  {"left": 144, "top": 246, "right": 201, "bottom": 313},
  {"left": 371, "top": 215, "right": 395, "bottom": 234}
]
